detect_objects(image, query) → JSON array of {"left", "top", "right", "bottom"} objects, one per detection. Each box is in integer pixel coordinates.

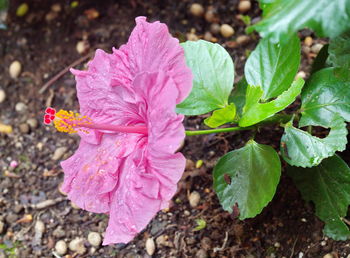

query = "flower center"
[{"left": 43, "top": 107, "right": 148, "bottom": 135}]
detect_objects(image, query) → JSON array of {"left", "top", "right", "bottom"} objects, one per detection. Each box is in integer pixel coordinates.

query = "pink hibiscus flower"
[{"left": 56, "top": 17, "right": 192, "bottom": 245}]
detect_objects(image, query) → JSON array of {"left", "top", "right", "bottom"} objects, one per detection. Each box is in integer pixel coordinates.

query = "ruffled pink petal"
[
  {"left": 102, "top": 146, "right": 185, "bottom": 245},
  {"left": 133, "top": 71, "right": 185, "bottom": 153},
  {"left": 117, "top": 16, "right": 193, "bottom": 104},
  {"left": 60, "top": 133, "right": 142, "bottom": 213}
]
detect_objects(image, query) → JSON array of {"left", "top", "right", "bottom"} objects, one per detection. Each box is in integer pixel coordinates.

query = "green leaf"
[
  {"left": 248, "top": 0, "right": 350, "bottom": 43},
  {"left": 0, "top": 0, "right": 8, "bottom": 10},
  {"left": 176, "top": 40, "right": 234, "bottom": 115},
  {"left": 193, "top": 218, "right": 207, "bottom": 231},
  {"left": 204, "top": 103, "right": 236, "bottom": 128},
  {"left": 213, "top": 140, "right": 281, "bottom": 219},
  {"left": 287, "top": 155, "right": 350, "bottom": 240},
  {"left": 300, "top": 68, "right": 350, "bottom": 128},
  {"left": 228, "top": 77, "right": 248, "bottom": 117},
  {"left": 239, "top": 77, "right": 304, "bottom": 127},
  {"left": 281, "top": 116, "right": 348, "bottom": 168},
  {"left": 310, "top": 44, "right": 329, "bottom": 74},
  {"left": 328, "top": 31, "right": 350, "bottom": 70},
  {"left": 244, "top": 34, "right": 300, "bottom": 99}
]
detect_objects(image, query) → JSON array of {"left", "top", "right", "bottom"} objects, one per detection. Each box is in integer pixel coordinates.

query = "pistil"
[{"left": 45, "top": 108, "right": 148, "bottom": 135}]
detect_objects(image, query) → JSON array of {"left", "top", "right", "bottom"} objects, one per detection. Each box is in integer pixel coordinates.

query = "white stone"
[
  {"left": 238, "top": 1, "right": 251, "bottom": 13},
  {"left": 9, "top": 61, "right": 22, "bottom": 79},
  {"left": 190, "top": 3, "right": 204, "bottom": 17},
  {"left": 145, "top": 238, "right": 156, "bottom": 256},
  {"left": 69, "top": 237, "right": 86, "bottom": 255},
  {"left": 88, "top": 232, "right": 102, "bottom": 247},
  {"left": 0, "top": 90, "right": 6, "bottom": 103},
  {"left": 55, "top": 240, "right": 67, "bottom": 256},
  {"left": 52, "top": 147, "right": 67, "bottom": 161},
  {"left": 220, "top": 24, "right": 235, "bottom": 38},
  {"left": 189, "top": 191, "right": 201, "bottom": 208}
]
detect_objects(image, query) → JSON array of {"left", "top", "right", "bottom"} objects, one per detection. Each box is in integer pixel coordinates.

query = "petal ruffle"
[
  {"left": 60, "top": 133, "right": 142, "bottom": 213},
  {"left": 117, "top": 16, "right": 193, "bottom": 104}
]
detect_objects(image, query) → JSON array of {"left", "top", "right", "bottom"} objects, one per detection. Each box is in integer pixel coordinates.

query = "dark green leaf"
[
  {"left": 300, "top": 68, "right": 350, "bottom": 128},
  {"left": 213, "top": 140, "right": 281, "bottom": 219},
  {"left": 328, "top": 31, "right": 350, "bottom": 70},
  {"left": 287, "top": 155, "right": 350, "bottom": 240},
  {"left": 176, "top": 40, "right": 234, "bottom": 115},
  {"left": 228, "top": 77, "right": 248, "bottom": 117},
  {"left": 249, "top": 0, "right": 350, "bottom": 43},
  {"left": 244, "top": 34, "right": 300, "bottom": 99},
  {"left": 239, "top": 77, "right": 304, "bottom": 127},
  {"left": 281, "top": 116, "right": 347, "bottom": 167},
  {"left": 0, "top": 0, "right": 8, "bottom": 10},
  {"left": 204, "top": 103, "right": 236, "bottom": 128},
  {"left": 311, "top": 44, "right": 329, "bottom": 74}
]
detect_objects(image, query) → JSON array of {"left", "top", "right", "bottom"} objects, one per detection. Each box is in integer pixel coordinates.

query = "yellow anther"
[{"left": 53, "top": 109, "right": 91, "bottom": 134}]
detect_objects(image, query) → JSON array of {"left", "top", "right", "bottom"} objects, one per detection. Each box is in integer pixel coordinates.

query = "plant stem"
[
  {"left": 185, "top": 114, "right": 293, "bottom": 136},
  {"left": 185, "top": 126, "right": 253, "bottom": 136}
]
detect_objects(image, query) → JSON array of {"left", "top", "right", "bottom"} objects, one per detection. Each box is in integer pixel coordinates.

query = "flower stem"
[{"left": 185, "top": 126, "right": 253, "bottom": 136}]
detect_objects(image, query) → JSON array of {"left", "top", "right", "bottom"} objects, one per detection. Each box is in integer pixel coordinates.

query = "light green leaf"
[
  {"left": 239, "top": 77, "right": 304, "bottom": 127},
  {"left": 228, "top": 77, "right": 248, "bottom": 117},
  {"left": 213, "top": 140, "right": 281, "bottom": 219},
  {"left": 328, "top": 31, "right": 350, "bottom": 70},
  {"left": 193, "top": 218, "right": 207, "bottom": 231},
  {"left": 248, "top": 0, "right": 350, "bottom": 43},
  {"left": 300, "top": 68, "right": 350, "bottom": 128},
  {"left": 176, "top": 40, "right": 234, "bottom": 115},
  {"left": 204, "top": 103, "right": 236, "bottom": 128},
  {"left": 281, "top": 116, "right": 348, "bottom": 168},
  {"left": 244, "top": 34, "right": 300, "bottom": 100},
  {"left": 287, "top": 155, "right": 350, "bottom": 240}
]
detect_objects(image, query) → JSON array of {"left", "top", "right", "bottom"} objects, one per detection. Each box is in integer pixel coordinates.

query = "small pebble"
[
  {"left": 71, "top": 201, "right": 80, "bottom": 209},
  {"left": 236, "top": 35, "right": 250, "bottom": 45},
  {"left": 55, "top": 240, "right": 68, "bottom": 256},
  {"left": 51, "top": 3, "right": 62, "bottom": 12},
  {"left": 9, "top": 61, "right": 22, "bottom": 79},
  {"left": 296, "top": 71, "right": 306, "bottom": 79},
  {"left": 189, "top": 191, "right": 201, "bottom": 208},
  {"left": 88, "top": 232, "right": 102, "bottom": 247},
  {"left": 35, "top": 220, "right": 45, "bottom": 233},
  {"left": 210, "top": 23, "right": 221, "bottom": 35},
  {"left": 156, "top": 235, "right": 167, "bottom": 247},
  {"left": 220, "top": 24, "right": 235, "bottom": 38},
  {"left": 186, "top": 32, "right": 199, "bottom": 41},
  {"left": 196, "top": 249, "right": 208, "bottom": 258},
  {"left": 238, "top": 0, "right": 251, "bottom": 13},
  {"left": 0, "top": 89, "right": 6, "bottom": 103},
  {"left": 19, "top": 123, "right": 30, "bottom": 134},
  {"left": 184, "top": 210, "right": 191, "bottom": 216},
  {"left": 27, "top": 118, "right": 38, "bottom": 129},
  {"left": 321, "top": 240, "right": 327, "bottom": 246},
  {"left": 52, "top": 147, "right": 68, "bottom": 161},
  {"left": 145, "top": 238, "right": 156, "bottom": 256},
  {"left": 204, "top": 32, "right": 213, "bottom": 42},
  {"left": 304, "top": 36, "right": 313, "bottom": 47},
  {"left": 302, "top": 46, "right": 311, "bottom": 55},
  {"left": 274, "top": 242, "right": 281, "bottom": 248},
  {"left": 15, "top": 102, "right": 27, "bottom": 113},
  {"left": 69, "top": 238, "right": 86, "bottom": 255},
  {"left": 190, "top": 3, "right": 204, "bottom": 17},
  {"left": 0, "top": 221, "right": 4, "bottom": 234},
  {"left": 311, "top": 43, "right": 323, "bottom": 54},
  {"left": 76, "top": 40, "right": 90, "bottom": 55},
  {"left": 323, "top": 254, "right": 334, "bottom": 258},
  {"left": 204, "top": 8, "right": 216, "bottom": 23}
]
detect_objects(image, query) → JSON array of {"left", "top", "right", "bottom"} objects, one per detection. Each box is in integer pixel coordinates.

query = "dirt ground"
[{"left": 1, "top": 0, "right": 350, "bottom": 257}]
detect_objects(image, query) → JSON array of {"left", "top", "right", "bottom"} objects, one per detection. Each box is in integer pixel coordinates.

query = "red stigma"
[{"left": 43, "top": 107, "right": 56, "bottom": 125}]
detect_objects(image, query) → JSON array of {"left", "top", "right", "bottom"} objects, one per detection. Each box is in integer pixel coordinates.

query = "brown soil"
[{"left": 0, "top": 0, "right": 349, "bottom": 257}]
